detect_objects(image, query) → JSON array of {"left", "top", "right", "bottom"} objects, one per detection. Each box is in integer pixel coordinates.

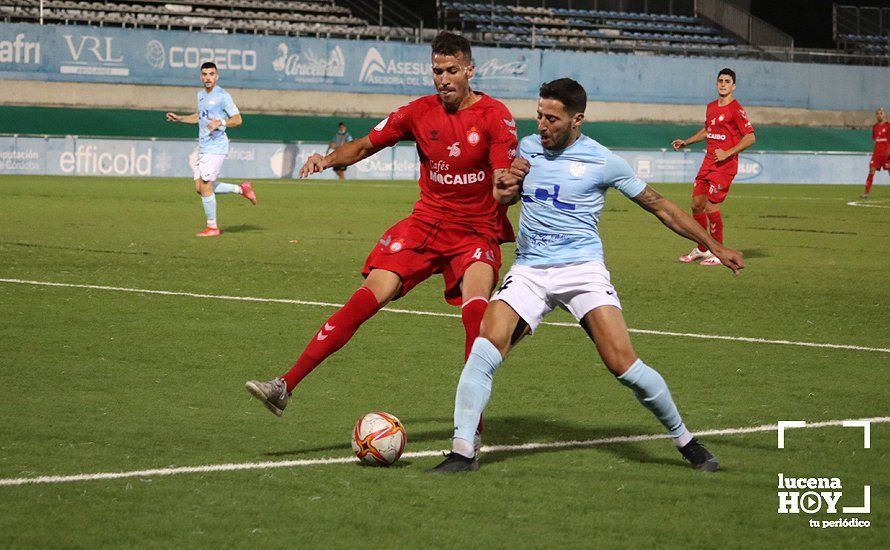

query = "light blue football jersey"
[
  {"left": 515, "top": 134, "right": 647, "bottom": 266},
  {"left": 197, "top": 86, "right": 239, "bottom": 155}
]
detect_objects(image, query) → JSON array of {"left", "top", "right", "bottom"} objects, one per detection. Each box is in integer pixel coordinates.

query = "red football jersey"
[
  {"left": 368, "top": 93, "right": 517, "bottom": 241},
  {"left": 872, "top": 122, "right": 890, "bottom": 150},
  {"left": 700, "top": 99, "right": 754, "bottom": 176}
]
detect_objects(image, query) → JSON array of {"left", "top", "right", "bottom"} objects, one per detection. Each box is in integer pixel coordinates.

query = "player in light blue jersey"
[
  {"left": 166, "top": 61, "right": 256, "bottom": 237},
  {"left": 432, "top": 79, "right": 745, "bottom": 474}
]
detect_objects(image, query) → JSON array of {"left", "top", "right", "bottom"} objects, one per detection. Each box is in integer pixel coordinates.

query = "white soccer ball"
[{"left": 351, "top": 411, "right": 406, "bottom": 466}]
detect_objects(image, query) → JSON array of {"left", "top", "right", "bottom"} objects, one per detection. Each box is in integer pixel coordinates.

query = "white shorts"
[
  {"left": 192, "top": 153, "right": 226, "bottom": 182},
  {"left": 492, "top": 261, "right": 622, "bottom": 333}
]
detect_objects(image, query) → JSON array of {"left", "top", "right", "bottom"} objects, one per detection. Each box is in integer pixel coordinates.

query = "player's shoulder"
[
  {"left": 406, "top": 94, "right": 440, "bottom": 113},
  {"left": 476, "top": 93, "right": 512, "bottom": 114},
  {"left": 215, "top": 86, "right": 232, "bottom": 98},
  {"left": 519, "top": 134, "right": 542, "bottom": 154},
  {"left": 574, "top": 134, "right": 611, "bottom": 160}
]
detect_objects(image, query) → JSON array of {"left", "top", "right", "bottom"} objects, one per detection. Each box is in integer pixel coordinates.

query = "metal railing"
[
  {"left": 834, "top": 4, "right": 890, "bottom": 39},
  {"left": 695, "top": 0, "right": 793, "bottom": 48},
  {"left": 334, "top": 0, "right": 422, "bottom": 41}
]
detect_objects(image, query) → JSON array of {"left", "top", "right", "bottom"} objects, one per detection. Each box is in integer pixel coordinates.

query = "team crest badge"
[
  {"left": 389, "top": 239, "right": 405, "bottom": 252},
  {"left": 718, "top": 114, "right": 725, "bottom": 122},
  {"left": 569, "top": 161, "right": 587, "bottom": 177},
  {"left": 466, "top": 127, "right": 480, "bottom": 146}
]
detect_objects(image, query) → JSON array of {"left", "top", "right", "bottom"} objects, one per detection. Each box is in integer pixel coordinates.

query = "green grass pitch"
[{"left": 0, "top": 176, "right": 887, "bottom": 547}]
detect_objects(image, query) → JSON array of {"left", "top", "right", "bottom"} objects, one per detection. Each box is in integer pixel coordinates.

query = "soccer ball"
[{"left": 351, "top": 411, "right": 406, "bottom": 466}]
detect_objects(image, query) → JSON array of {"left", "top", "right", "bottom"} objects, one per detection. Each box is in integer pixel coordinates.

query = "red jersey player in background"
[
  {"left": 246, "top": 32, "right": 517, "bottom": 447},
  {"left": 862, "top": 107, "right": 889, "bottom": 198},
  {"left": 672, "top": 68, "right": 755, "bottom": 266}
]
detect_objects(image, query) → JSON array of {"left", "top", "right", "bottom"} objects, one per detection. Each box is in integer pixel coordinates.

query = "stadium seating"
[
  {"left": 0, "top": 0, "right": 409, "bottom": 39},
  {"left": 441, "top": 0, "right": 759, "bottom": 58},
  {"left": 837, "top": 33, "right": 890, "bottom": 55}
]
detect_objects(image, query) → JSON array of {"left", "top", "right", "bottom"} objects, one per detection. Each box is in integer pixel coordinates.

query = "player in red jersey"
[
  {"left": 245, "top": 32, "right": 517, "bottom": 440},
  {"left": 672, "top": 68, "right": 755, "bottom": 266},
  {"left": 862, "top": 107, "right": 889, "bottom": 198}
]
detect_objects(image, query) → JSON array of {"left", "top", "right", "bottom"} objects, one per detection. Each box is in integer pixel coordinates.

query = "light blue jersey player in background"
[
  {"left": 166, "top": 61, "right": 256, "bottom": 237},
  {"left": 432, "top": 78, "right": 745, "bottom": 474}
]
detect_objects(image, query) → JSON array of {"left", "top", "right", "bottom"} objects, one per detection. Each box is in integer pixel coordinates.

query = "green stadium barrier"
[{"left": 0, "top": 105, "right": 872, "bottom": 152}]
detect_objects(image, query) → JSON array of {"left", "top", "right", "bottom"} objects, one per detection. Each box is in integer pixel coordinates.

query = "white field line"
[
  {"left": 2, "top": 278, "right": 888, "bottom": 354},
  {"left": 847, "top": 200, "right": 890, "bottom": 209},
  {"left": 1, "top": 416, "right": 887, "bottom": 487}
]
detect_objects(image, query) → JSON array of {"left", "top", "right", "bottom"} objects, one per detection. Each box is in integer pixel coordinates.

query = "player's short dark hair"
[
  {"left": 431, "top": 31, "right": 471, "bottom": 62},
  {"left": 201, "top": 61, "right": 217, "bottom": 71},
  {"left": 539, "top": 78, "right": 587, "bottom": 115},
  {"left": 338, "top": 121, "right": 345, "bottom": 126},
  {"left": 718, "top": 68, "right": 736, "bottom": 83}
]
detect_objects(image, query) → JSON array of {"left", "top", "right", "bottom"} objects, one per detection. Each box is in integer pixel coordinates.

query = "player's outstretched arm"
[
  {"left": 672, "top": 127, "right": 707, "bottom": 150},
  {"left": 298, "top": 135, "right": 382, "bottom": 178},
  {"left": 166, "top": 112, "right": 199, "bottom": 124},
  {"left": 632, "top": 185, "right": 745, "bottom": 274}
]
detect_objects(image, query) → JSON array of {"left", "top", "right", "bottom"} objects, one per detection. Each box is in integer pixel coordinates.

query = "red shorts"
[
  {"left": 693, "top": 169, "right": 735, "bottom": 204},
  {"left": 869, "top": 146, "right": 890, "bottom": 171},
  {"left": 361, "top": 216, "right": 502, "bottom": 306}
]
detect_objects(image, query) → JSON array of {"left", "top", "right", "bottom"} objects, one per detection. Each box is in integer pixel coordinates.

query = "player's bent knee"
[{"left": 604, "top": 351, "right": 639, "bottom": 376}]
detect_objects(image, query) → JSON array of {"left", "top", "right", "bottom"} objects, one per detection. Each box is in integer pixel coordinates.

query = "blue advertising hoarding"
[
  {"left": 0, "top": 135, "right": 870, "bottom": 184},
  {"left": 0, "top": 22, "right": 887, "bottom": 110}
]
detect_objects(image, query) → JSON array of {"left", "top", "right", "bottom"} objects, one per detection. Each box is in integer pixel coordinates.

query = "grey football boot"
[
  {"left": 245, "top": 378, "right": 290, "bottom": 417},
  {"left": 428, "top": 452, "right": 480, "bottom": 474},
  {"left": 678, "top": 438, "right": 720, "bottom": 472}
]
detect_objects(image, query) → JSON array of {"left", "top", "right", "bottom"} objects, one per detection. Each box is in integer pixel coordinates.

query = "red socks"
[
  {"left": 461, "top": 297, "right": 488, "bottom": 360},
  {"left": 282, "top": 286, "right": 380, "bottom": 392},
  {"left": 693, "top": 212, "right": 708, "bottom": 251},
  {"left": 707, "top": 210, "right": 724, "bottom": 244},
  {"left": 865, "top": 173, "right": 874, "bottom": 194}
]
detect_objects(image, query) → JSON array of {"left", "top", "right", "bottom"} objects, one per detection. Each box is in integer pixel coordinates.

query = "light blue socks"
[
  {"left": 453, "top": 337, "right": 503, "bottom": 449},
  {"left": 212, "top": 182, "right": 241, "bottom": 194},
  {"left": 201, "top": 194, "right": 217, "bottom": 227},
  {"left": 617, "top": 358, "right": 690, "bottom": 444}
]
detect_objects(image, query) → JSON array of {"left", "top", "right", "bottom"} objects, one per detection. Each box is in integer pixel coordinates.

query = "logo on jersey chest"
[
  {"left": 569, "top": 161, "right": 587, "bottom": 177},
  {"left": 429, "top": 129, "right": 439, "bottom": 141},
  {"left": 466, "top": 127, "right": 480, "bottom": 146},
  {"left": 447, "top": 141, "right": 461, "bottom": 157}
]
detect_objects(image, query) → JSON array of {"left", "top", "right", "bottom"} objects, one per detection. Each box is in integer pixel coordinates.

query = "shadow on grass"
[
  {"left": 261, "top": 415, "right": 737, "bottom": 471},
  {"left": 741, "top": 247, "right": 770, "bottom": 259},
  {"left": 222, "top": 224, "right": 263, "bottom": 233}
]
